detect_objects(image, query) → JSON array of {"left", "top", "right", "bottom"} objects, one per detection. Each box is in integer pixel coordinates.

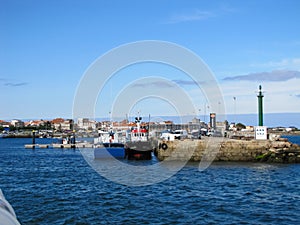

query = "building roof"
[{"left": 51, "top": 118, "right": 65, "bottom": 124}]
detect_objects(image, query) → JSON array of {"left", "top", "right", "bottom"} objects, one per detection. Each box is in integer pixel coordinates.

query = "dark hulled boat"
[{"left": 125, "top": 116, "right": 153, "bottom": 160}]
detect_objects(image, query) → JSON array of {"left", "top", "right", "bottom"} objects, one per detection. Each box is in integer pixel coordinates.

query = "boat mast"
[
  {"left": 135, "top": 116, "right": 141, "bottom": 139},
  {"left": 147, "top": 114, "right": 151, "bottom": 140}
]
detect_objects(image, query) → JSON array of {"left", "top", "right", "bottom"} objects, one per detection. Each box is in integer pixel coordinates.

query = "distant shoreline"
[
  {"left": 1, "top": 112, "right": 300, "bottom": 128},
  {"left": 2, "top": 130, "right": 300, "bottom": 139}
]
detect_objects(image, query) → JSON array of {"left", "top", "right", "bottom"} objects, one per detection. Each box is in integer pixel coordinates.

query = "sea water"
[{"left": 0, "top": 137, "right": 299, "bottom": 225}]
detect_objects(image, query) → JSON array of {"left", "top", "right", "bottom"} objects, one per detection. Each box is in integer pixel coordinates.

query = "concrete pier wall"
[{"left": 157, "top": 137, "right": 300, "bottom": 163}]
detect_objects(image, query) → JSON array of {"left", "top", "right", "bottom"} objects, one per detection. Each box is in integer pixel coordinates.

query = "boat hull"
[
  {"left": 94, "top": 143, "right": 125, "bottom": 159},
  {"left": 125, "top": 141, "right": 153, "bottom": 160}
]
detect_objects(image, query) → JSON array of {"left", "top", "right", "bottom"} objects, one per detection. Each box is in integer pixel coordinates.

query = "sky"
[{"left": 1, "top": 0, "right": 300, "bottom": 126}]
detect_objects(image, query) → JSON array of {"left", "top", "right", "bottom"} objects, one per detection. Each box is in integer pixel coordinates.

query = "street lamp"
[{"left": 233, "top": 97, "right": 236, "bottom": 123}]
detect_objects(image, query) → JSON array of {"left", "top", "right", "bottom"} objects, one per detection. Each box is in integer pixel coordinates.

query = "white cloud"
[
  {"left": 164, "top": 4, "right": 238, "bottom": 24},
  {"left": 149, "top": 71, "right": 300, "bottom": 116},
  {"left": 250, "top": 58, "right": 300, "bottom": 70},
  {"left": 219, "top": 79, "right": 300, "bottom": 114},
  {"left": 132, "top": 80, "right": 174, "bottom": 88},
  {"left": 223, "top": 70, "right": 300, "bottom": 82},
  {"left": 166, "top": 9, "right": 215, "bottom": 24}
]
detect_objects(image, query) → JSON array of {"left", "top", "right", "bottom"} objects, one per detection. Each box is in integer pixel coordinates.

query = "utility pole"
[{"left": 233, "top": 96, "right": 236, "bottom": 123}]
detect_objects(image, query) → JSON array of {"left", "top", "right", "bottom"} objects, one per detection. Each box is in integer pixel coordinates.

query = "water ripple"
[{"left": 0, "top": 138, "right": 300, "bottom": 224}]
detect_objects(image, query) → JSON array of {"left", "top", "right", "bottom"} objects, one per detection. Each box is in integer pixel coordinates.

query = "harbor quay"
[
  {"left": 24, "top": 135, "right": 300, "bottom": 163},
  {"left": 24, "top": 142, "right": 94, "bottom": 149},
  {"left": 156, "top": 136, "right": 300, "bottom": 163}
]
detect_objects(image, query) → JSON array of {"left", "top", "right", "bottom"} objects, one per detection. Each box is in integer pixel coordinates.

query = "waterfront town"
[{"left": 0, "top": 116, "right": 299, "bottom": 139}]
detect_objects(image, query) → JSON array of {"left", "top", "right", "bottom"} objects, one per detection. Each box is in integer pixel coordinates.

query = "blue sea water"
[{"left": 0, "top": 137, "right": 300, "bottom": 225}]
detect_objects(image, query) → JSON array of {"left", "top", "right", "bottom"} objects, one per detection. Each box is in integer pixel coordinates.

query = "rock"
[
  {"left": 278, "top": 138, "right": 288, "bottom": 142},
  {"left": 272, "top": 141, "right": 286, "bottom": 148},
  {"left": 269, "top": 134, "right": 280, "bottom": 141}
]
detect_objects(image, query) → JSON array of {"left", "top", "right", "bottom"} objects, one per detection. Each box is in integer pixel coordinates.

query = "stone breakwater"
[{"left": 156, "top": 137, "right": 300, "bottom": 163}]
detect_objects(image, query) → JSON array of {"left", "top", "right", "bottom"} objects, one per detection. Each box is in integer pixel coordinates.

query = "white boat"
[
  {"left": 0, "top": 133, "right": 8, "bottom": 138},
  {"left": 94, "top": 130, "right": 126, "bottom": 159},
  {"left": 94, "top": 130, "right": 125, "bottom": 144},
  {"left": 0, "top": 189, "right": 21, "bottom": 225}
]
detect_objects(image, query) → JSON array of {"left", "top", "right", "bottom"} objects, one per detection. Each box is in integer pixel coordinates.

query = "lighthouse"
[
  {"left": 255, "top": 85, "right": 267, "bottom": 140},
  {"left": 257, "top": 85, "right": 264, "bottom": 126}
]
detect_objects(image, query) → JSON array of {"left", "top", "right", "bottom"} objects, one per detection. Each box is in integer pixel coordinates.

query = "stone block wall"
[{"left": 156, "top": 138, "right": 300, "bottom": 163}]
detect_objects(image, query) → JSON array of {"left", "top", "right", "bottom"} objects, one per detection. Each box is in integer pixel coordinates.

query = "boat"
[
  {"left": 94, "top": 142, "right": 125, "bottom": 159},
  {"left": 0, "top": 189, "right": 21, "bottom": 225},
  {"left": 0, "top": 133, "right": 8, "bottom": 138},
  {"left": 125, "top": 116, "right": 154, "bottom": 160},
  {"left": 94, "top": 130, "right": 126, "bottom": 159}
]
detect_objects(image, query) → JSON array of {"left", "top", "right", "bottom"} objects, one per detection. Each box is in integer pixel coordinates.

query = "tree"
[
  {"left": 9, "top": 125, "right": 16, "bottom": 131},
  {"left": 236, "top": 123, "right": 246, "bottom": 131}
]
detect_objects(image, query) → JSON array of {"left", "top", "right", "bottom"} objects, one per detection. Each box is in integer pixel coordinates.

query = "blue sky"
[{"left": 1, "top": 0, "right": 300, "bottom": 126}]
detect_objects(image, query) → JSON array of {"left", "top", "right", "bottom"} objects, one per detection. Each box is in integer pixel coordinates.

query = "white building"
[
  {"left": 10, "top": 119, "right": 24, "bottom": 128},
  {"left": 77, "top": 118, "right": 97, "bottom": 130}
]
